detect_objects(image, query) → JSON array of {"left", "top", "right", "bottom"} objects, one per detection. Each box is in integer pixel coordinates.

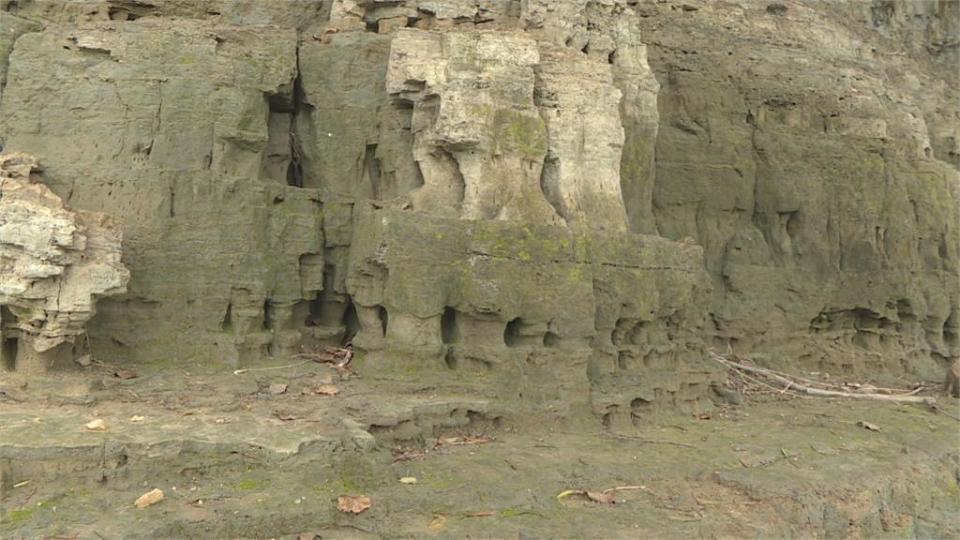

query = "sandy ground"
[{"left": 1, "top": 360, "right": 958, "bottom": 539}]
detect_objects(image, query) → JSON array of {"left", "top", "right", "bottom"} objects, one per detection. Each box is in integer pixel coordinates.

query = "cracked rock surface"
[{"left": 0, "top": 153, "right": 128, "bottom": 360}]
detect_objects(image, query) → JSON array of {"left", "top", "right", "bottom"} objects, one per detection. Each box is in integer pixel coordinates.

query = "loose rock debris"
[{"left": 392, "top": 434, "right": 494, "bottom": 462}]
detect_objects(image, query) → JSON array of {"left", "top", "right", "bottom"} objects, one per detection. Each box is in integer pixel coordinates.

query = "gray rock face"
[
  {"left": 0, "top": 17, "right": 323, "bottom": 366},
  {"left": 0, "top": 153, "right": 128, "bottom": 370},
  {"left": 633, "top": 0, "right": 959, "bottom": 379},
  {"left": 0, "top": 0, "right": 956, "bottom": 421}
]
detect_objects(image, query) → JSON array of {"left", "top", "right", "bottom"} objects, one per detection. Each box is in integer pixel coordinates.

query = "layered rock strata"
[
  {"left": 0, "top": 0, "right": 955, "bottom": 421},
  {"left": 0, "top": 153, "right": 129, "bottom": 372}
]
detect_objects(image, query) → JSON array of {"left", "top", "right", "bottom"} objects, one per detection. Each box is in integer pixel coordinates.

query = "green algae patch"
[
  {"left": 493, "top": 109, "right": 547, "bottom": 160},
  {"left": 4, "top": 506, "right": 35, "bottom": 525},
  {"left": 2, "top": 499, "right": 58, "bottom": 526},
  {"left": 236, "top": 478, "right": 267, "bottom": 491}
]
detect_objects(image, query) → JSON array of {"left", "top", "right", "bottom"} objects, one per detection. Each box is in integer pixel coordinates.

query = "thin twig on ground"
[
  {"left": 232, "top": 360, "right": 310, "bottom": 375},
  {"left": 603, "top": 433, "right": 696, "bottom": 448},
  {"left": 929, "top": 403, "right": 960, "bottom": 422}
]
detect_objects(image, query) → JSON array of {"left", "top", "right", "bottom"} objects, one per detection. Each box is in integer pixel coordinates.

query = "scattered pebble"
[{"left": 313, "top": 384, "right": 339, "bottom": 396}]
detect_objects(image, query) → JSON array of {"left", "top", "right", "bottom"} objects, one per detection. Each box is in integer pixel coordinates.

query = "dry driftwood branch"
[
  {"left": 729, "top": 355, "right": 925, "bottom": 395},
  {"left": 710, "top": 352, "right": 936, "bottom": 405},
  {"left": 294, "top": 344, "right": 353, "bottom": 368}
]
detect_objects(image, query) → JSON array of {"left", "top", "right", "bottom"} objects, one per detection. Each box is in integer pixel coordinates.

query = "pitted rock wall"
[
  {"left": 0, "top": 18, "right": 324, "bottom": 365},
  {"left": 0, "top": 0, "right": 956, "bottom": 421},
  {"left": 633, "top": 0, "right": 959, "bottom": 379}
]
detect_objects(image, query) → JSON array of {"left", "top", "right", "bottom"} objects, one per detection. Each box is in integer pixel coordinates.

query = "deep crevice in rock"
[
  {"left": 220, "top": 302, "right": 233, "bottom": 332},
  {"left": 377, "top": 305, "right": 389, "bottom": 337},
  {"left": 504, "top": 318, "right": 522, "bottom": 348},
  {"left": 441, "top": 307, "right": 458, "bottom": 344},
  {"left": 341, "top": 300, "right": 360, "bottom": 345}
]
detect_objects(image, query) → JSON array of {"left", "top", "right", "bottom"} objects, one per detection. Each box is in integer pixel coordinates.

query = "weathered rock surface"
[
  {"left": 0, "top": 153, "right": 128, "bottom": 369},
  {"left": 633, "top": 0, "right": 959, "bottom": 380},
  {"left": 0, "top": 0, "right": 956, "bottom": 421},
  {"left": 0, "top": 17, "right": 324, "bottom": 366}
]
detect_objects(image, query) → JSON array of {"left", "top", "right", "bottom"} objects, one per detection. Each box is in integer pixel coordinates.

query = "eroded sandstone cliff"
[{"left": 0, "top": 0, "right": 956, "bottom": 425}]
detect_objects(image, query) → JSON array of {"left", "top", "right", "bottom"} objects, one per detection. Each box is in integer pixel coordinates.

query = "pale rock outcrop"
[
  {"left": 386, "top": 29, "right": 563, "bottom": 224},
  {"left": 536, "top": 43, "right": 628, "bottom": 231},
  {"left": 384, "top": 24, "right": 640, "bottom": 231},
  {"left": 0, "top": 153, "right": 129, "bottom": 360}
]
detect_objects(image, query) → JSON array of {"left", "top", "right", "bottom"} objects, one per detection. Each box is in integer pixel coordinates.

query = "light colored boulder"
[{"left": 0, "top": 153, "right": 129, "bottom": 355}]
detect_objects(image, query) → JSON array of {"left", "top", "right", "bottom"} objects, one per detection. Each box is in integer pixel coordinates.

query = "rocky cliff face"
[
  {"left": 0, "top": 0, "right": 956, "bottom": 424},
  {"left": 635, "top": 0, "right": 959, "bottom": 380}
]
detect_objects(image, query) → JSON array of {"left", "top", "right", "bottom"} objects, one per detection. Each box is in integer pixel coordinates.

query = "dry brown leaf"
[
  {"left": 337, "top": 494, "right": 371, "bottom": 514},
  {"left": 134, "top": 488, "right": 165, "bottom": 508},
  {"left": 428, "top": 515, "right": 447, "bottom": 530},
  {"left": 314, "top": 384, "right": 339, "bottom": 396}
]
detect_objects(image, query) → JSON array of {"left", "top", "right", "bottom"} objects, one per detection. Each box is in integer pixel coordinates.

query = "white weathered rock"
[
  {"left": 536, "top": 43, "right": 628, "bottom": 231},
  {"left": 387, "top": 29, "right": 563, "bottom": 224},
  {"left": 0, "top": 153, "right": 129, "bottom": 353},
  {"left": 385, "top": 26, "right": 642, "bottom": 229}
]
